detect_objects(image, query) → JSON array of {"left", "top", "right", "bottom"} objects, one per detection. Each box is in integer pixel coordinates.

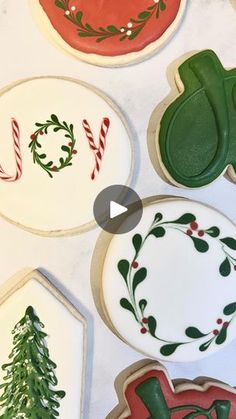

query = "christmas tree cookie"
[
  {"left": 0, "top": 306, "right": 65, "bottom": 418},
  {"left": 108, "top": 360, "right": 236, "bottom": 418},
  {"left": 0, "top": 77, "right": 133, "bottom": 235},
  {"left": 30, "top": 0, "right": 186, "bottom": 66},
  {"left": 92, "top": 197, "right": 236, "bottom": 362},
  {"left": 0, "top": 269, "right": 86, "bottom": 418},
  {"left": 148, "top": 50, "right": 236, "bottom": 188}
]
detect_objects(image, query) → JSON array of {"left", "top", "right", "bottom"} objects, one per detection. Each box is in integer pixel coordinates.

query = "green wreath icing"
[
  {"left": 29, "top": 114, "right": 77, "bottom": 178},
  {"left": 118, "top": 212, "right": 236, "bottom": 356},
  {"left": 55, "top": 0, "right": 167, "bottom": 42},
  {"left": 158, "top": 50, "right": 236, "bottom": 187}
]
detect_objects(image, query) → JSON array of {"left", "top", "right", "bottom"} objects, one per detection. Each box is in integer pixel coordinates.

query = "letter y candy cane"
[
  {"left": 0, "top": 118, "right": 22, "bottom": 182},
  {"left": 82, "top": 118, "right": 110, "bottom": 180}
]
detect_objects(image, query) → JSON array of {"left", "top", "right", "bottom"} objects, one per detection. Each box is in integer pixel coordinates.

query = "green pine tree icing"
[{"left": 0, "top": 306, "right": 65, "bottom": 418}]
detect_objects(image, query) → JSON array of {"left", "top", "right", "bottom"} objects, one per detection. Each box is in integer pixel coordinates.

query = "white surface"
[
  {"left": 0, "top": 277, "right": 85, "bottom": 418},
  {"left": 110, "top": 201, "right": 128, "bottom": 219},
  {"left": 103, "top": 199, "right": 236, "bottom": 362},
  {"left": 0, "top": 0, "right": 236, "bottom": 418}
]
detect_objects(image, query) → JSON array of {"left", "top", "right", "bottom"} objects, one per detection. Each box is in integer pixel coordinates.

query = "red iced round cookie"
[{"left": 32, "top": 0, "right": 186, "bottom": 66}]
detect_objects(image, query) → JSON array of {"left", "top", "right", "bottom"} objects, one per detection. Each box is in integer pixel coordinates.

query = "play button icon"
[
  {"left": 93, "top": 185, "right": 143, "bottom": 234},
  {"left": 110, "top": 201, "right": 128, "bottom": 219}
]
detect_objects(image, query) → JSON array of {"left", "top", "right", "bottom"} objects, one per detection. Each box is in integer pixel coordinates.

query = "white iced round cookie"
[
  {"left": 0, "top": 77, "right": 133, "bottom": 235},
  {"left": 101, "top": 198, "right": 236, "bottom": 362}
]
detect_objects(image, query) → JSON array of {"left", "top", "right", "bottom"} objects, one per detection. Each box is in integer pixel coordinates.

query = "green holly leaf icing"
[
  {"left": 170, "top": 213, "right": 196, "bottom": 225},
  {"left": 154, "top": 212, "right": 163, "bottom": 223},
  {"left": 158, "top": 50, "right": 236, "bottom": 188},
  {"left": 139, "top": 299, "right": 147, "bottom": 314},
  {"left": 118, "top": 260, "right": 130, "bottom": 284},
  {"left": 55, "top": 0, "right": 65, "bottom": 10},
  {"left": 160, "top": 343, "right": 181, "bottom": 357},
  {"left": 120, "top": 298, "right": 136, "bottom": 319},
  {"left": 199, "top": 339, "right": 213, "bottom": 352},
  {"left": 190, "top": 236, "right": 209, "bottom": 253},
  {"left": 220, "top": 258, "right": 231, "bottom": 277},
  {"left": 185, "top": 327, "right": 207, "bottom": 339},
  {"left": 132, "top": 234, "right": 142, "bottom": 254},
  {"left": 76, "top": 11, "right": 83, "bottom": 23},
  {"left": 133, "top": 268, "right": 147, "bottom": 294},
  {"left": 147, "top": 316, "right": 157, "bottom": 337},
  {"left": 160, "top": 0, "right": 166, "bottom": 10},
  {"left": 220, "top": 237, "right": 236, "bottom": 250},
  {"left": 51, "top": 114, "right": 59, "bottom": 123},
  {"left": 224, "top": 302, "right": 236, "bottom": 315},
  {"left": 215, "top": 327, "right": 227, "bottom": 345},
  {"left": 148, "top": 227, "right": 166, "bottom": 238},
  {"left": 138, "top": 11, "right": 151, "bottom": 20},
  {"left": 206, "top": 226, "right": 220, "bottom": 237}
]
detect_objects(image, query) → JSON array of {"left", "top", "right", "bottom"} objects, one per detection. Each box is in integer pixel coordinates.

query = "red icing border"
[
  {"left": 123, "top": 367, "right": 236, "bottom": 418},
  {"left": 39, "top": 0, "right": 182, "bottom": 56}
]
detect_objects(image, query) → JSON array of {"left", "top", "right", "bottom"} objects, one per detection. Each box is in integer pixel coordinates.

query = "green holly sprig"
[
  {"left": 118, "top": 212, "right": 236, "bottom": 356},
  {"left": 29, "top": 114, "right": 77, "bottom": 178},
  {"left": 55, "top": 0, "right": 166, "bottom": 42}
]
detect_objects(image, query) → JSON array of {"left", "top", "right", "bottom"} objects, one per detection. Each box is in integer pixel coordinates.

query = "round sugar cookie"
[
  {"left": 30, "top": 0, "right": 187, "bottom": 66},
  {"left": 0, "top": 77, "right": 133, "bottom": 236},
  {"left": 95, "top": 197, "right": 236, "bottom": 362}
]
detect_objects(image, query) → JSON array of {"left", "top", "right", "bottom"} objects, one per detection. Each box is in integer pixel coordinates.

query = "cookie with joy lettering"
[
  {"left": 92, "top": 197, "right": 236, "bottom": 362},
  {"left": 29, "top": 0, "right": 186, "bottom": 66},
  {"left": 148, "top": 50, "right": 236, "bottom": 188},
  {"left": 108, "top": 360, "right": 236, "bottom": 418},
  {"left": 0, "top": 77, "right": 133, "bottom": 236}
]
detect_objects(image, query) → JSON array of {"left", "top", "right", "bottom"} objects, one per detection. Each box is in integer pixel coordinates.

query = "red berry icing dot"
[
  {"left": 132, "top": 261, "right": 139, "bottom": 269},
  {"left": 40, "top": 131, "right": 44, "bottom": 135},
  {"left": 30, "top": 134, "right": 36, "bottom": 140},
  {"left": 190, "top": 221, "right": 198, "bottom": 230},
  {"left": 223, "top": 322, "right": 229, "bottom": 329},
  {"left": 68, "top": 142, "right": 73, "bottom": 146},
  {"left": 234, "top": 266, "right": 236, "bottom": 271},
  {"left": 198, "top": 230, "right": 205, "bottom": 237},
  {"left": 142, "top": 318, "right": 148, "bottom": 324},
  {"left": 187, "top": 229, "right": 193, "bottom": 236},
  {"left": 140, "top": 327, "right": 147, "bottom": 334},
  {"left": 73, "top": 150, "right": 78, "bottom": 154},
  {"left": 213, "top": 329, "right": 219, "bottom": 336},
  {"left": 52, "top": 166, "right": 58, "bottom": 172},
  {"left": 217, "top": 318, "right": 223, "bottom": 325}
]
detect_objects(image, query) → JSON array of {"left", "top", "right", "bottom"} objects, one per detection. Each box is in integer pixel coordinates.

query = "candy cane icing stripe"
[
  {"left": 82, "top": 118, "right": 110, "bottom": 180},
  {"left": 0, "top": 118, "right": 22, "bottom": 182}
]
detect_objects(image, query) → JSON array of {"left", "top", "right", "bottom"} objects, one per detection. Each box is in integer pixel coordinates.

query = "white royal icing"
[
  {"left": 0, "top": 77, "right": 133, "bottom": 234},
  {"left": 102, "top": 198, "right": 236, "bottom": 362}
]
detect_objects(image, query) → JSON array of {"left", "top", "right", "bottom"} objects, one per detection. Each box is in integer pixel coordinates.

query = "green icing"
[
  {"left": 158, "top": 50, "right": 236, "bottom": 187},
  {"left": 0, "top": 306, "right": 65, "bottom": 418},
  {"left": 135, "top": 377, "right": 231, "bottom": 418}
]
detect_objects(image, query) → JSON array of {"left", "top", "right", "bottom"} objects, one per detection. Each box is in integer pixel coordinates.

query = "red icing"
[
  {"left": 39, "top": 0, "right": 182, "bottom": 56},
  {"left": 124, "top": 368, "right": 236, "bottom": 418}
]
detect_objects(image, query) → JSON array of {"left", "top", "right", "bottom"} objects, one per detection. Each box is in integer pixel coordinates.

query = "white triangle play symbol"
[{"left": 110, "top": 201, "right": 128, "bottom": 219}]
